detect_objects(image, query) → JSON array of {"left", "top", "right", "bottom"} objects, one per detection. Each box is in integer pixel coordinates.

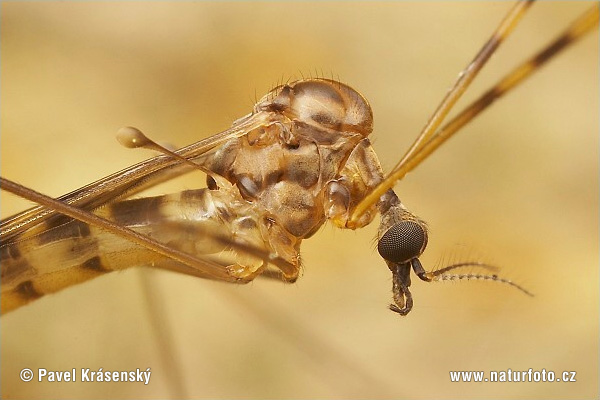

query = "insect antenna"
[
  {"left": 405, "top": 256, "right": 532, "bottom": 298},
  {"left": 433, "top": 271, "right": 534, "bottom": 297},
  {"left": 430, "top": 261, "right": 499, "bottom": 277},
  {"left": 414, "top": 258, "right": 532, "bottom": 296}
]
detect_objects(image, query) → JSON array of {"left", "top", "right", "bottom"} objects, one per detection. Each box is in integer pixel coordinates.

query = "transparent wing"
[
  {"left": 1, "top": 176, "right": 298, "bottom": 313},
  {"left": 0, "top": 111, "right": 271, "bottom": 242}
]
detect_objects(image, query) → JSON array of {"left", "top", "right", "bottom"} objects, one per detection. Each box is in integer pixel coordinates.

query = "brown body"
[
  {"left": 1, "top": 79, "right": 403, "bottom": 313},
  {"left": 3, "top": 3, "right": 594, "bottom": 315}
]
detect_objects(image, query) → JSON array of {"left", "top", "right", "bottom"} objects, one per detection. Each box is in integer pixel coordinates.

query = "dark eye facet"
[{"left": 377, "top": 221, "right": 427, "bottom": 263}]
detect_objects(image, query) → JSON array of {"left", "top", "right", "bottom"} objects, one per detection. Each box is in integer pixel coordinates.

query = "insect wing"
[{"left": 0, "top": 112, "right": 271, "bottom": 242}]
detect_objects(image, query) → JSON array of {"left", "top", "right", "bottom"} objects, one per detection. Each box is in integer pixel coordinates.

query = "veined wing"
[{"left": 0, "top": 111, "right": 272, "bottom": 243}]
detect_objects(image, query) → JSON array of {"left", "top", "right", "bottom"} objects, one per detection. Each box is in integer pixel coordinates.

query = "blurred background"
[{"left": 1, "top": 2, "right": 597, "bottom": 399}]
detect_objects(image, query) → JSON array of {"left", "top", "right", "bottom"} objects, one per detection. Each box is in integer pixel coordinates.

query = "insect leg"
[
  {"left": 387, "top": 3, "right": 600, "bottom": 183},
  {"left": 350, "top": 0, "right": 535, "bottom": 223},
  {"left": 0, "top": 177, "right": 287, "bottom": 283}
]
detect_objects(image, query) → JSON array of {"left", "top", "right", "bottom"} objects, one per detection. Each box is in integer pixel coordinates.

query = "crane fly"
[
  {"left": 1, "top": 1, "right": 597, "bottom": 317},
  {"left": 1, "top": 3, "right": 597, "bottom": 398}
]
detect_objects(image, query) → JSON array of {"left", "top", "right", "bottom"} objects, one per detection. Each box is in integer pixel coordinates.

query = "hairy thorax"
[{"left": 206, "top": 79, "right": 384, "bottom": 241}]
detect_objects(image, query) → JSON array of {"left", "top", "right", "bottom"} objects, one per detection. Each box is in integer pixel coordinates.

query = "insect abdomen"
[
  {"left": 0, "top": 188, "right": 263, "bottom": 313},
  {"left": 0, "top": 214, "right": 157, "bottom": 313}
]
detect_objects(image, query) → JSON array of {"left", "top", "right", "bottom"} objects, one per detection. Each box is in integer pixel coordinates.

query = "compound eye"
[{"left": 377, "top": 221, "right": 427, "bottom": 263}]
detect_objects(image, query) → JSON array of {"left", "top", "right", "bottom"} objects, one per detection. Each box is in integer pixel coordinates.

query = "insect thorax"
[{"left": 205, "top": 79, "right": 386, "bottom": 241}]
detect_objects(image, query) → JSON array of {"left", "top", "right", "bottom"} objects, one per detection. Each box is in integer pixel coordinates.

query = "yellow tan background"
[{"left": 1, "top": 2, "right": 598, "bottom": 399}]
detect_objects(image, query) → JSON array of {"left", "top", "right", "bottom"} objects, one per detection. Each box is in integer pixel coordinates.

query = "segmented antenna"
[
  {"left": 423, "top": 261, "right": 533, "bottom": 297},
  {"left": 435, "top": 273, "right": 533, "bottom": 297}
]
